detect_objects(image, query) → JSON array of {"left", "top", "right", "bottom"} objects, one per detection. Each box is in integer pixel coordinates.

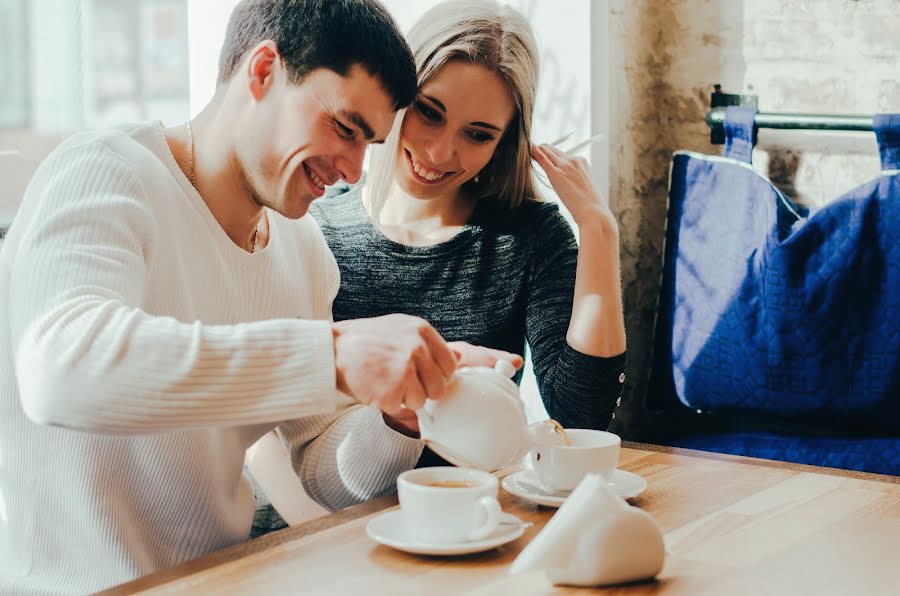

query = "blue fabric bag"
[{"left": 650, "top": 108, "right": 900, "bottom": 474}]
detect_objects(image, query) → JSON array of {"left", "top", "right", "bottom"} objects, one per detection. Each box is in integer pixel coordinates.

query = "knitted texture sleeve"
[{"left": 523, "top": 204, "right": 627, "bottom": 429}]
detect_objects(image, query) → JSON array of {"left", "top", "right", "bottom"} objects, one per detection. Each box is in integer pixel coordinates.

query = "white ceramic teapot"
[{"left": 416, "top": 361, "right": 567, "bottom": 472}]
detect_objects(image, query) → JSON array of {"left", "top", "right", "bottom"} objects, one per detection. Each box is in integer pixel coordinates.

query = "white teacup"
[
  {"left": 397, "top": 467, "right": 501, "bottom": 544},
  {"left": 530, "top": 429, "right": 621, "bottom": 492}
]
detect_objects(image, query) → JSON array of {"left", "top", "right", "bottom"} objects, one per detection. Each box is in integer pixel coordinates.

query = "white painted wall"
[
  {"left": 186, "top": 0, "right": 241, "bottom": 115},
  {"left": 28, "top": 0, "right": 85, "bottom": 132}
]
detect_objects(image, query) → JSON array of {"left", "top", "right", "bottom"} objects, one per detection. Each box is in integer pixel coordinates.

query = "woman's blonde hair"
[{"left": 366, "top": 0, "right": 541, "bottom": 219}]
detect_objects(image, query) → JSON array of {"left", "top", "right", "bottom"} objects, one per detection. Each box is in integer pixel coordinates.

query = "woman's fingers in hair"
[
  {"left": 531, "top": 144, "right": 555, "bottom": 171},
  {"left": 533, "top": 143, "right": 569, "bottom": 171},
  {"left": 541, "top": 143, "right": 576, "bottom": 167},
  {"left": 538, "top": 144, "right": 592, "bottom": 181}
]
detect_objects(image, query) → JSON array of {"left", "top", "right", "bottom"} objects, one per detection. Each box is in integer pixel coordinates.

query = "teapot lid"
[{"left": 494, "top": 359, "right": 517, "bottom": 378}]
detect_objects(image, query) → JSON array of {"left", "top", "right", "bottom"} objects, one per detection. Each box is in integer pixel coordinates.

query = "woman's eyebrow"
[
  {"left": 420, "top": 94, "right": 502, "bottom": 131},
  {"left": 470, "top": 121, "right": 502, "bottom": 132}
]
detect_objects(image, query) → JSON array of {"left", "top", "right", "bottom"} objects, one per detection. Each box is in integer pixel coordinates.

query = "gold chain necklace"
[{"left": 186, "top": 122, "right": 259, "bottom": 253}]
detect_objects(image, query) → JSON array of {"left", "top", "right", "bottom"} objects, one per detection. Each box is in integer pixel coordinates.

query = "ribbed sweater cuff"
[
  {"left": 303, "top": 406, "right": 424, "bottom": 510},
  {"left": 368, "top": 410, "right": 426, "bottom": 459}
]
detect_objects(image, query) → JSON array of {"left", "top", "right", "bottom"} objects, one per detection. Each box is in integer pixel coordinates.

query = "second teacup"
[
  {"left": 397, "top": 467, "right": 501, "bottom": 544},
  {"left": 530, "top": 429, "right": 621, "bottom": 492}
]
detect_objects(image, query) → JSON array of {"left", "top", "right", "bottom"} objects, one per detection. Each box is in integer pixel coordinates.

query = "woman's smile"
[{"left": 404, "top": 148, "right": 456, "bottom": 184}]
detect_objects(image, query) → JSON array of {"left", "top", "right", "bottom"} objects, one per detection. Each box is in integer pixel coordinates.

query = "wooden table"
[{"left": 102, "top": 443, "right": 900, "bottom": 595}]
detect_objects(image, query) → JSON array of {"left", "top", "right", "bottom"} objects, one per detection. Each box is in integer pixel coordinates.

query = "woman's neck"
[
  {"left": 380, "top": 185, "right": 474, "bottom": 225},
  {"left": 369, "top": 185, "right": 477, "bottom": 247}
]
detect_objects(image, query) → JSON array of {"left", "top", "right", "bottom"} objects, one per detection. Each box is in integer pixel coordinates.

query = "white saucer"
[
  {"left": 502, "top": 469, "right": 647, "bottom": 508},
  {"left": 366, "top": 510, "right": 527, "bottom": 556}
]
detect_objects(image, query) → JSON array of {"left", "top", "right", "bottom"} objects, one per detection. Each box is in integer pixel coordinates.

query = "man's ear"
[{"left": 245, "top": 40, "right": 280, "bottom": 101}]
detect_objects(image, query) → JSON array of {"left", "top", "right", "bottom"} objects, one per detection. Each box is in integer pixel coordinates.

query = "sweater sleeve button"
[{"left": 618, "top": 372, "right": 626, "bottom": 384}]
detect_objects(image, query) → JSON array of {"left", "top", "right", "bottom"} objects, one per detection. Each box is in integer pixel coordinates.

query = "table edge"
[
  {"left": 97, "top": 441, "right": 897, "bottom": 594},
  {"left": 96, "top": 494, "right": 399, "bottom": 595}
]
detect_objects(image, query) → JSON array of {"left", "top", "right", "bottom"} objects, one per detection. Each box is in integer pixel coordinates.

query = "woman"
[{"left": 250, "top": 0, "right": 626, "bottom": 533}]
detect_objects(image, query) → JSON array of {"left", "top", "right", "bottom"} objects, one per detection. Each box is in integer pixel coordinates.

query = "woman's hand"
[
  {"left": 532, "top": 144, "right": 618, "bottom": 235},
  {"left": 447, "top": 341, "right": 524, "bottom": 370},
  {"left": 532, "top": 143, "right": 626, "bottom": 358}
]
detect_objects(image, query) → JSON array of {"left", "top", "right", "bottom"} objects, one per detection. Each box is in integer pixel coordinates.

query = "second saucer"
[{"left": 502, "top": 468, "right": 647, "bottom": 508}]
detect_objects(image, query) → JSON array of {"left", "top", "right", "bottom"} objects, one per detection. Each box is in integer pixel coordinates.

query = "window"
[{"left": 0, "top": 0, "right": 189, "bottom": 228}]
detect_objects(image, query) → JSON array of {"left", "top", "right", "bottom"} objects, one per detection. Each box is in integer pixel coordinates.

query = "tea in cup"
[
  {"left": 397, "top": 467, "right": 501, "bottom": 544},
  {"left": 420, "top": 480, "right": 478, "bottom": 489},
  {"left": 530, "top": 429, "right": 621, "bottom": 492}
]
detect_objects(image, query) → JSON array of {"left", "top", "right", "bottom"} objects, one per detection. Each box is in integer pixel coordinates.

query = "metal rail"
[{"left": 705, "top": 107, "right": 873, "bottom": 132}]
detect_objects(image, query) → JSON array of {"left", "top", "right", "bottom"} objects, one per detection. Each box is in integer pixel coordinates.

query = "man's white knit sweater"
[{"left": 0, "top": 121, "right": 421, "bottom": 594}]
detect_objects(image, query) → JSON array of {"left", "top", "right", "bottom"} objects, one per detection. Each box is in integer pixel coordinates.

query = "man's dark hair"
[{"left": 217, "top": 0, "right": 416, "bottom": 110}]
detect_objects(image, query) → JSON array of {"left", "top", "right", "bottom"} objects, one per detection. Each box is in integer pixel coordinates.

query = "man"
[{"left": 0, "top": 1, "right": 512, "bottom": 592}]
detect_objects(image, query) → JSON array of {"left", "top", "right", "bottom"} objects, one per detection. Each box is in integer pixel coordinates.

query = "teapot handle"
[{"left": 415, "top": 399, "right": 436, "bottom": 426}]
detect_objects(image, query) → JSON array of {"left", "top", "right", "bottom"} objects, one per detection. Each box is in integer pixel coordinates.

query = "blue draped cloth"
[{"left": 651, "top": 108, "right": 900, "bottom": 475}]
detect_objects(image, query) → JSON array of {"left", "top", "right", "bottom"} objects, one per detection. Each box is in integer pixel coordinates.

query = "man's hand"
[
  {"left": 382, "top": 408, "right": 421, "bottom": 437},
  {"left": 331, "top": 317, "right": 526, "bottom": 436},
  {"left": 379, "top": 342, "right": 525, "bottom": 438},
  {"left": 332, "top": 314, "right": 457, "bottom": 413}
]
